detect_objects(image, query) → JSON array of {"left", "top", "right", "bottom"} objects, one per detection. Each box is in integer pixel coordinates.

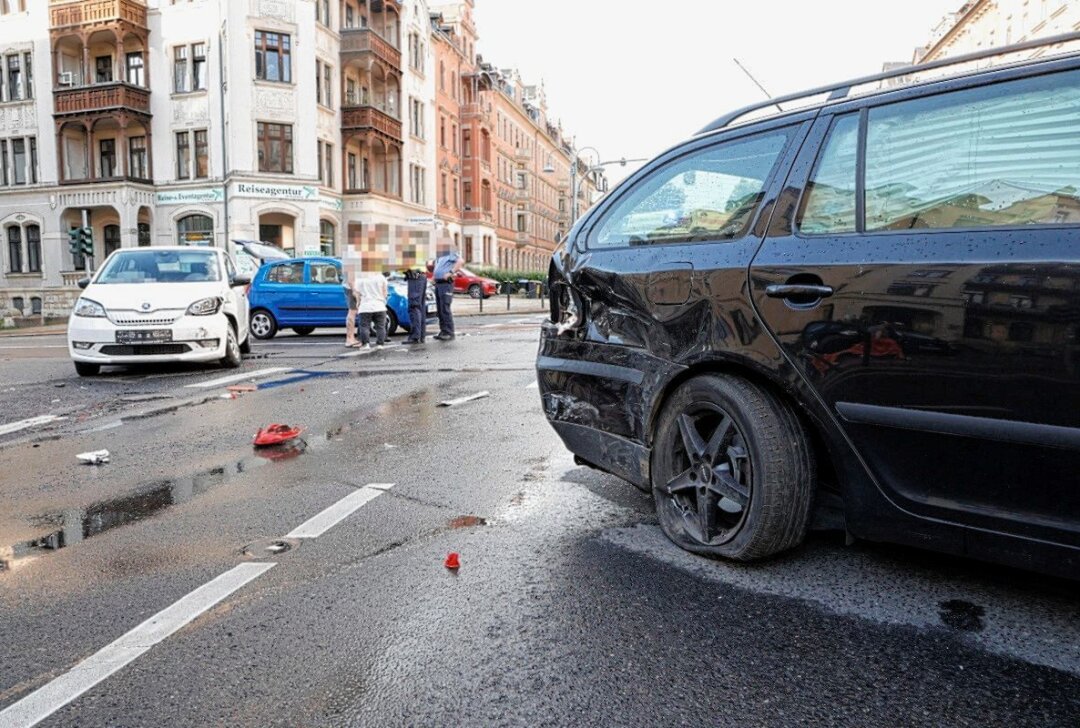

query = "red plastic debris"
[
  {"left": 443, "top": 552, "right": 461, "bottom": 570},
  {"left": 253, "top": 424, "right": 303, "bottom": 447}
]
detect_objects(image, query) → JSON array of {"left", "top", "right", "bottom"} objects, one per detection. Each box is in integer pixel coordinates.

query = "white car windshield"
[{"left": 96, "top": 250, "right": 221, "bottom": 284}]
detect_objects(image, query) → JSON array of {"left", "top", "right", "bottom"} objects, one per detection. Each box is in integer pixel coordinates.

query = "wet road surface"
[{"left": 0, "top": 314, "right": 1078, "bottom": 727}]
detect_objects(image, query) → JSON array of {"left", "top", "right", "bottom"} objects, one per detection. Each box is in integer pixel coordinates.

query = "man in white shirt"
[{"left": 354, "top": 269, "right": 389, "bottom": 349}]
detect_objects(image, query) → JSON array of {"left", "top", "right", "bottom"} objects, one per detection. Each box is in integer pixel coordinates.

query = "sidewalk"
[
  {"left": 451, "top": 294, "right": 549, "bottom": 317},
  {"left": 0, "top": 324, "right": 67, "bottom": 337}
]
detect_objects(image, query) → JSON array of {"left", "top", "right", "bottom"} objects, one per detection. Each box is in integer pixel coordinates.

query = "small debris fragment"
[
  {"left": 438, "top": 391, "right": 490, "bottom": 408},
  {"left": 54, "top": 383, "right": 66, "bottom": 389},
  {"left": 51, "top": 398, "right": 60, "bottom": 404},
  {"left": 76, "top": 449, "right": 110, "bottom": 465},
  {"left": 383, "top": 443, "right": 397, "bottom": 449},
  {"left": 227, "top": 384, "right": 258, "bottom": 394},
  {"left": 444, "top": 552, "right": 461, "bottom": 570},
  {"left": 448, "top": 515, "right": 486, "bottom": 529},
  {"left": 253, "top": 424, "right": 303, "bottom": 447}
]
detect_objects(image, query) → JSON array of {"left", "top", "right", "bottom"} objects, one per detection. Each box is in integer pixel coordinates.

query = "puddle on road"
[
  {"left": 0, "top": 445, "right": 307, "bottom": 573},
  {"left": 939, "top": 599, "right": 987, "bottom": 632}
]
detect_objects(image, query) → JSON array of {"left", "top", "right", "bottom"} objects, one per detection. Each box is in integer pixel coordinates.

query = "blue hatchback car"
[{"left": 247, "top": 257, "right": 436, "bottom": 340}]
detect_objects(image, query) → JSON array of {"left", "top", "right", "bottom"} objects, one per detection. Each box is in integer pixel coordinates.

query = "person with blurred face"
[{"left": 431, "top": 239, "right": 463, "bottom": 341}]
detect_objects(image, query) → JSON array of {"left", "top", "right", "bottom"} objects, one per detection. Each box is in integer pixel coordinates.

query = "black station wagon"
[{"left": 538, "top": 34, "right": 1080, "bottom": 578}]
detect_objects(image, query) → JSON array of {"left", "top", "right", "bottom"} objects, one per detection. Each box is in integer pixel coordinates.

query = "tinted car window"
[
  {"left": 866, "top": 69, "right": 1080, "bottom": 231},
  {"left": 799, "top": 113, "right": 859, "bottom": 234},
  {"left": 590, "top": 131, "right": 790, "bottom": 248},
  {"left": 309, "top": 262, "right": 341, "bottom": 284},
  {"left": 266, "top": 261, "right": 304, "bottom": 284}
]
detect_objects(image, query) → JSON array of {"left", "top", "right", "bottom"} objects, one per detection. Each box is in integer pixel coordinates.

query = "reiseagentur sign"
[{"left": 233, "top": 183, "right": 318, "bottom": 200}]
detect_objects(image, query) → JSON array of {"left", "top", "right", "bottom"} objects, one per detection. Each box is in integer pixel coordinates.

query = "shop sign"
[
  {"left": 156, "top": 187, "right": 225, "bottom": 206},
  {"left": 233, "top": 183, "right": 319, "bottom": 200}
]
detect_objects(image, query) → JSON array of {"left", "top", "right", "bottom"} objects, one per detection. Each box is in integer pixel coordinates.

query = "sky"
[{"left": 473, "top": 0, "right": 964, "bottom": 185}]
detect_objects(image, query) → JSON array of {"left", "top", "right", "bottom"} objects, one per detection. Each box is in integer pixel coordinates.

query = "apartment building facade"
[
  {"left": 917, "top": 0, "right": 1080, "bottom": 61},
  {"left": 0, "top": 0, "right": 597, "bottom": 324}
]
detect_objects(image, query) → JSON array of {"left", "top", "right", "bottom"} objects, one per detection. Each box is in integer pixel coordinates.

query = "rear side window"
[
  {"left": 309, "top": 262, "right": 341, "bottom": 284},
  {"left": 866, "top": 69, "right": 1080, "bottom": 231},
  {"left": 266, "top": 261, "right": 304, "bottom": 283},
  {"left": 590, "top": 131, "right": 791, "bottom": 248},
  {"left": 799, "top": 113, "right": 859, "bottom": 234}
]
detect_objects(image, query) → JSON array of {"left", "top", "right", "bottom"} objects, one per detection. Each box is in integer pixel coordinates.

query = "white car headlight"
[
  {"left": 186, "top": 297, "right": 223, "bottom": 316},
  {"left": 74, "top": 298, "right": 107, "bottom": 318}
]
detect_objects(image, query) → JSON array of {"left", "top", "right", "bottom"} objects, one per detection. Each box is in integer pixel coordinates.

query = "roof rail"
[{"left": 698, "top": 29, "right": 1080, "bottom": 135}]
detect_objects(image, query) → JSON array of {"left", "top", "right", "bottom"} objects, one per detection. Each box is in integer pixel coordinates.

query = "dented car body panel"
[{"left": 538, "top": 56, "right": 1080, "bottom": 578}]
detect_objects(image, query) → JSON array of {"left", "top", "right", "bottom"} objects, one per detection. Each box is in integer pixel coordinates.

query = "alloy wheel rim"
[
  {"left": 661, "top": 403, "right": 752, "bottom": 545},
  {"left": 252, "top": 314, "right": 270, "bottom": 337}
]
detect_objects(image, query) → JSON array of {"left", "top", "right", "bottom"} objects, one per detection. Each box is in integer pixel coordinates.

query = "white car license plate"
[{"left": 116, "top": 329, "right": 172, "bottom": 344}]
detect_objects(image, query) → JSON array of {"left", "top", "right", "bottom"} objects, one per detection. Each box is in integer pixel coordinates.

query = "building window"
[
  {"left": 129, "top": 136, "right": 147, "bottom": 179},
  {"left": 98, "top": 138, "right": 115, "bottom": 178},
  {"left": 452, "top": 176, "right": 458, "bottom": 209},
  {"left": 174, "top": 46, "right": 189, "bottom": 92},
  {"left": 29, "top": 296, "right": 40, "bottom": 315},
  {"left": 440, "top": 172, "right": 447, "bottom": 205},
  {"left": 255, "top": 31, "right": 291, "bottom": 83},
  {"left": 319, "top": 220, "right": 334, "bottom": 256},
  {"left": 321, "top": 141, "right": 333, "bottom": 187},
  {"left": 345, "top": 4, "right": 354, "bottom": 28},
  {"left": 348, "top": 152, "right": 357, "bottom": 189},
  {"left": 194, "top": 129, "right": 208, "bottom": 178},
  {"left": 126, "top": 52, "right": 144, "bottom": 86},
  {"left": 7, "top": 226, "right": 20, "bottom": 272},
  {"left": 452, "top": 123, "right": 458, "bottom": 154},
  {"left": 409, "top": 164, "right": 425, "bottom": 205},
  {"left": 26, "top": 224, "right": 39, "bottom": 272},
  {"left": 138, "top": 222, "right": 151, "bottom": 247},
  {"left": 176, "top": 132, "right": 190, "bottom": 179},
  {"left": 316, "top": 60, "right": 333, "bottom": 107},
  {"left": 104, "top": 224, "right": 121, "bottom": 257},
  {"left": 409, "top": 33, "right": 422, "bottom": 72},
  {"left": 11, "top": 137, "right": 25, "bottom": 184},
  {"left": 257, "top": 122, "right": 292, "bottom": 173},
  {"left": 316, "top": 0, "right": 330, "bottom": 27},
  {"left": 95, "top": 55, "right": 112, "bottom": 83},
  {"left": 440, "top": 116, "right": 446, "bottom": 147},
  {"left": 346, "top": 78, "right": 357, "bottom": 105},
  {"left": 177, "top": 214, "right": 214, "bottom": 246},
  {"left": 192, "top": 43, "right": 207, "bottom": 90}
]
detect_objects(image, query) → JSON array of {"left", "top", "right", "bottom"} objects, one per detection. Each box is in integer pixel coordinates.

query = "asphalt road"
[{"left": 0, "top": 314, "right": 1077, "bottom": 727}]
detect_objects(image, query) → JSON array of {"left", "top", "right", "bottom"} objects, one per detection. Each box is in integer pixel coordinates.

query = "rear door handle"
[{"left": 765, "top": 284, "right": 835, "bottom": 300}]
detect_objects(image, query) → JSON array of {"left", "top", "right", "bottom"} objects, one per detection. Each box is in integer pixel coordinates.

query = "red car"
[{"left": 427, "top": 267, "right": 499, "bottom": 299}]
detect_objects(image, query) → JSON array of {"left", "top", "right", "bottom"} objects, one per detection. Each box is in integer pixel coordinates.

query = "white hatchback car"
[{"left": 67, "top": 247, "right": 251, "bottom": 376}]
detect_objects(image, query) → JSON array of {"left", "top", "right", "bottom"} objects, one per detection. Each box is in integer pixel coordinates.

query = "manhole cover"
[{"left": 242, "top": 537, "right": 301, "bottom": 559}]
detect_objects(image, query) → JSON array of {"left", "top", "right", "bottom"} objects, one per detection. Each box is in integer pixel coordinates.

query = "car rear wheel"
[
  {"left": 651, "top": 374, "right": 814, "bottom": 561},
  {"left": 221, "top": 324, "right": 242, "bottom": 369},
  {"left": 239, "top": 333, "right": 252, "bottom": 355},
  {"left": 291, "top": 327, "right": 315, "bottom": 336},
  {"left": 249, "top": 310, "right": 277, "bottom": 340},
  {"left": 386, "top": 310, "right": 399, "bottom": 337},
  {"left": 74, "top": 361, "right": 100, "bottom": 377},
  {"left": 468, "top": 284, "right": 482, "bottom": 299}
]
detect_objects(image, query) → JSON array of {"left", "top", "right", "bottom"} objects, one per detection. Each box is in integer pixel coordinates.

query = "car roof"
[
  {"left": 114, "top": 246, "right": 220, "bottom": 254},
  {"left": 697, "top": 30, "right": 1080, "bottom": 137}
]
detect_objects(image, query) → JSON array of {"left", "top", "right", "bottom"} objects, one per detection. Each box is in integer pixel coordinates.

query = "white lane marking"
[
  {"left": 183, "top": 367, "right": 290, "bottom": 389},
  {"left": 438, "top": 391, "right": 490, "bottom": 407},
  {"left": 0, "top": 563, "right": 275, "bottom": 728},
  {"left": 526, "top": 380, "right": 539, "bottom": 389},
  {"left": 0, "top": 345, "right": 69, "bottom": 350},
  {"left": 0, "top": 415, "right": 66, "bottom": 437},
  {"left": 338, "top": 348, "right": 376, "bottom": 358},
  {"left": 285, "top": 484, "right": 395, "bottom": 539}
]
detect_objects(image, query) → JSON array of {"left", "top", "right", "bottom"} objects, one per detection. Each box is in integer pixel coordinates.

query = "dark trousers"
[
  {"left": 435, "top": 281, "right": 454, "bottom": 336},
  {"left": 407, "top": 299, "right": 426, "bottom": 342},
  {"left": 358, "top": 310, "right": 387, "bottom": 345}
]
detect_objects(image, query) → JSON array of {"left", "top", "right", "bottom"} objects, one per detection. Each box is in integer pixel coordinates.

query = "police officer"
[
  {"left": 431, "top": 241, "right": 463, "bottom": 341},
  {"left": 404, "top": 268, "right": 427, "bottom": 345}
]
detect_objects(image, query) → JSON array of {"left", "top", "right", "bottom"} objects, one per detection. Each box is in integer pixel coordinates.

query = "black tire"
[
  {"left": 239, "top": 333, "right": 252, "bottom": 355},
  {"left": 468, "top": 284, "right": 482, "bottom": 299},
  {"left": 386, "top": 310, "right": 399, "bottom": 337},
  {"left": 74, "top": 361, "right": 100, "bottom": 377},
  {"left": 651, "top": 374, "right": 814, "bottom": 561},
  {"left": 249, "top": 309, "right": 277, "bottom": 340},
  {"left": 221, "top": 324, "right": 242, "bottom": 368},
  {"left": 291, "top": 326, "right": 316, "bottom": 336}
]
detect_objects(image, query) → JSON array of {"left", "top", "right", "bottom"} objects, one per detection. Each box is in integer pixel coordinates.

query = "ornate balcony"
[
  {"left": 464, "top": 209, "right": 494, "bottom": 224},
  {"left": 514, "top": 147, "right": 531, "bottom": 163},
  {"left": 341, "top": 105, "right": 402, "bottom": 143},
  {"left": 515, "top": 231, "right": 530, "bottom": 245},
  {"left": 54, "top": 83, "right": 150, "bottom": 117},
  {"left": 340, "top": 28, "right": 401, "bottom": 72},
  {"left": 50, "top": 0, "right": 147, "bottom": 30}
]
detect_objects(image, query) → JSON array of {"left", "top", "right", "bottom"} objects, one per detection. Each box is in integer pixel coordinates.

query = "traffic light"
[
  {"left": 79, "top": 227, "right": 93, "bottom": 257},
  {"left": 68, "top": 227, "right": 80, "bottom": 256}
]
